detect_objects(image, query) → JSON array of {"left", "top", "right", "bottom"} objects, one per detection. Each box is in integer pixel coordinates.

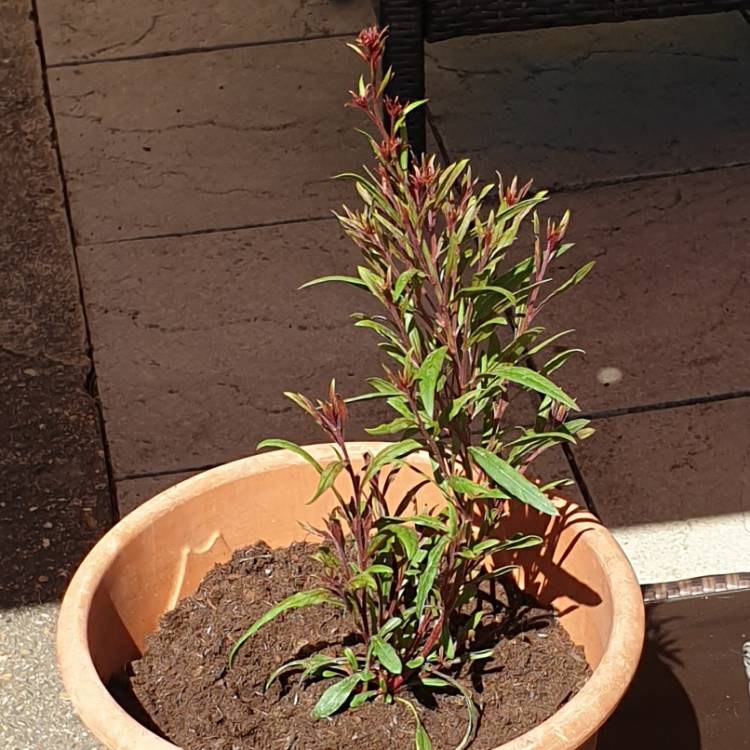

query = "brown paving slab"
[
  {"left": 428, "top": 13, "right": 750, "bottom": 187},
  {"left": 599, "top": 590, "right": 750, "bottom": 749},
  {"left": 537, "top": 167, "right": 750, "bottom": 413},
  {"left": 571, "top": 398, "right": 750, "bottom": 527},
  {"left": 0, "top": 355, "right": 111, "bottom": 608},
  {"left": 116, "top": 471, "right": 197, "bottom": 517},
  {"left": 48, "top": 37, "right": 371, "bottom": 244},
  {"left": 37, "top": 0, "right": 373, "bottom": 65},
  {"left": 0, "top": 0, "right": 87, "bottom": 364},
  {"left": 78, "top": 221, "right": 393, "bottom": 478},
  {"left": 0, "top": 0, "right": 112, "bottom": 611}
]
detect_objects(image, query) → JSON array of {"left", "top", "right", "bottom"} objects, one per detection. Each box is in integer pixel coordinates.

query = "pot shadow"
[
  {"left": 493, "top": 498, "right": 603, "bottom": 614},
  {"left": 597, "top": 612, "right": 701, "bottom": 749}
]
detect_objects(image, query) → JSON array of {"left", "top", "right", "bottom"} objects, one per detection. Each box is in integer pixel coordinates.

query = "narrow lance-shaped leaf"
[
  {"left": 256, "top": 439, "right": 323, "bottom": 474},
  {"left": 417, "top": 346, "right": 447, "bottom": 420},
  {"left": 491, "top": 365, "right": 578, "bottom": 411},
  {"left": 446, "top": 475, "right": 507, "bottom": 499},
  {"left": 468, "top": 446, "right": 558, "bottom": 516},
  {"left": 308, "top": 460, "right": 345, "bottom": 504},
  {"left": 396, "top": 697, "right": 434, "bottom": 750},
  {"left": 298, "top": 275, "right": 368, "bottom": 291},
  {"left": 363, "top": 439, "right": 422, "bottom": 484},
  {"left": 415, "top": 536, "right": 450, "bottom": 619},
  {"left": 229, "top": 589, "right": 342, "bottom": 665}
]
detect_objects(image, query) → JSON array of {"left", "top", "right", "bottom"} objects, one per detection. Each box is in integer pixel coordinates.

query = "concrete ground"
[{"left": 1, "top": 0, "right": 749, "bottom": 747}]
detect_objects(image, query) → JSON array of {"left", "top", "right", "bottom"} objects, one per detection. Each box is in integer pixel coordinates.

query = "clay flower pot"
[{"left": 58, "top": 443, "right": 644, "bottom": 750}]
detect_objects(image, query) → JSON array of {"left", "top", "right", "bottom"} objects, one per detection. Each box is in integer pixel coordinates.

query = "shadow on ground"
[{"left": 0, "top": 354, "right": 112, "bottom": 608}]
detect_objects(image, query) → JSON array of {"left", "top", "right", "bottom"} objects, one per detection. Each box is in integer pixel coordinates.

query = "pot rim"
[{"left": 58, "top": 442, "right": 645, "bottom": 750}]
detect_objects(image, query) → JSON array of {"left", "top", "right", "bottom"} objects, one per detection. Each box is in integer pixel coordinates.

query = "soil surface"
[{"left": 120, "top": 543, "right": 590, "bottom": 750}]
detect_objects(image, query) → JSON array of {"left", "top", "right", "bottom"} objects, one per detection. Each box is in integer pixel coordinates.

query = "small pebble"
[
  {"left": 596, "top": 366, "right": 623, "bottom": 386},
  {"left": 42, "top": 521, "right": 53, "bottom": 529},
  {"left": 37, "top": 575, "right": 48, "bottom": 583}
]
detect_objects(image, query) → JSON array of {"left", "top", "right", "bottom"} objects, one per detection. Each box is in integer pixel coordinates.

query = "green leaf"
[
  {"left": 371, "top": 636, "right": 403, "bottom": 674},
  {"left": 379, "top": 523, "right": 419, "bottom": 560},
  {"left": 542, "top": 348, "right": 585, "bottom": 376},
  {"left": 312, "top": 673, "right": 362, "bottom": 719},
  {"left": 229, "top": 589, "right": 341, "bottom": 665},
  {"left": 458, "top": 285, "right": 517, "bottom": 306},
  {"left": 468, "top": 648, "right": 495, "bottom": 661},
  {"left": 395, "top": 698, "right": 433, "bottom": 750},
  {"left": 308, "top": 460, "right": 345, "bottom": 503},
  {"left": 402, "top": 99, "right": 429, "bottom": 117},
  {"left": 350, "top": 689, "right": 378, "bottom": 709},
  {"left": 406, "top": 655, "right": 425, "bottom": 669},
  {"left": 430, "top": 671, "right": 479, "bottom": 750},
  {"left": 363, "top": 440, "right": 421, "bottom": 484},
  {"left": 416, "top": 347, "right": 447, "bottom": 419},
  {"left": 447, "top": 390, "right": 479, "bottom": 421},
  {"left": 415, "top": 536, "right": 449, "bottom": 619},
  {"left": 265, "top": 654, "right": 338, "bottom": 691},
  {"left": 446, "top": 475, "right": 507, "bottom": 500},
  {"left": 298, "top": 275, "right": 368, "bottom": 291},
  {"left": 256, "top": 438, "right": 324, "bottom": 473},
  {"left": 496, "top": 533, "right": 543, "bottom": 551},
  {"left": 388, "top": 514, "right": 448, "bottom": 533},
  {"left": 344, "top": 391, "right": 389, "bottom": 404},
  {"left": 378, "top": 617, "right": 403, "bottom": 637},
  {"left": 416, "top": 722, "right": 433, "bottom": 750},
  {"left": 492, "top": 365, "right": 578, "bottom": 411},
  {"left": 393, "top": 268, "right": 422, "bottom": 302},
  {"left": 365, "top": 416, "right": 415, "bottom": 436},
  {"left": 468, "top": 447, "right": 558, "bottom": 516},
  {"left": 543, "top": 260, "right": 595, "bottom": 304},
  {"left": 420, "top": 676, "right": 450, "bottom": 688}
]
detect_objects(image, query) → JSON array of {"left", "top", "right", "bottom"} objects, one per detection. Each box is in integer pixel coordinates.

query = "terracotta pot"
[{"left": 58, "top": 443, "right": 644, "bottom": 750}]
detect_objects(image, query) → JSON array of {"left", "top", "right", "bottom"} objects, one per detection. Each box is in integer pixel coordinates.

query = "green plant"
[{"left": 230, "top": 26, "right": 594, "bottom": 750}]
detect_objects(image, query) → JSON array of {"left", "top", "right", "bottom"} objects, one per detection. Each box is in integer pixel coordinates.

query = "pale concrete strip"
[
  {"left": 613, "top": 512, "right": 750, "bottom": 585},
  {"left": 0, "top": 604, "right": 100, "bottom": 749}
]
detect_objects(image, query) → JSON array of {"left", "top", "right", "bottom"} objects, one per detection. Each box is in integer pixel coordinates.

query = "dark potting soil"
[{"left": 117, "top": 543, "right": 591, "bottom": 750}]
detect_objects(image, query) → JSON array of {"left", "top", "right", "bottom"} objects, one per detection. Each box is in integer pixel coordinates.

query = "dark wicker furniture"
[{"left": 375, "top": 0, "right": 750, "bottom": 154}]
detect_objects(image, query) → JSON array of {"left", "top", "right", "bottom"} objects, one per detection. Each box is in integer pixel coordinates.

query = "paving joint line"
[
  {"left": 116, "top": 462, "right": 222, "bottom": 483},
  {"left": 31, "top": 0, "right": 121, "bottom": 523},
  {"left": 46, "top": 31, "right": 358, "bottom": 68},
  {"left": 550, "top": 160, "right": 750, "bottom": 195},
  {"left": 426, "top": 106, "right": 452, "bottom": 165},
  {"left": 89, "top": 214, "right": 337, "bottom": 246},
  {"left": 561, "top": 443, "right": 601, "bottom": 519},
  {"left": 580, "top": 389, "right": 750, "bottom": 421}
]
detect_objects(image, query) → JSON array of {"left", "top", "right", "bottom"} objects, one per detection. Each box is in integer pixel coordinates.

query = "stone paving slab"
[
  {"left": 428, "top": 13, "right": 750, "bottom": 187},
  {"left": 572, "top": 398, "right": 750, "bottom": 581},
  {"left": 48, "top": 36, "right": 371, "bottom": 244},
  {"left": 116, "top": 471, "right": 197, "bottom": 517},
  {"left": 78, "top": 220, "right": 391, "bottom": 478},
  {"left": 1, "top": 0, "right": 87, "bottom": 364},
  {"left": 0, "top": 2, "right": 110, "bottom": 748},
  {"left": 0, "top": 354, "right": 111, "bottom": 607},
  {"left": 37, "top": 0, "right": 373, "bottom": 65},
  {"left": 0, "top": 0, "right": 112, "bottom": 609},
  {"left": 0, "top": 603, "right": 101, "bottom": 750},
  {"left": 538, "top": 166, "right": 750, "bottom": 413}
]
